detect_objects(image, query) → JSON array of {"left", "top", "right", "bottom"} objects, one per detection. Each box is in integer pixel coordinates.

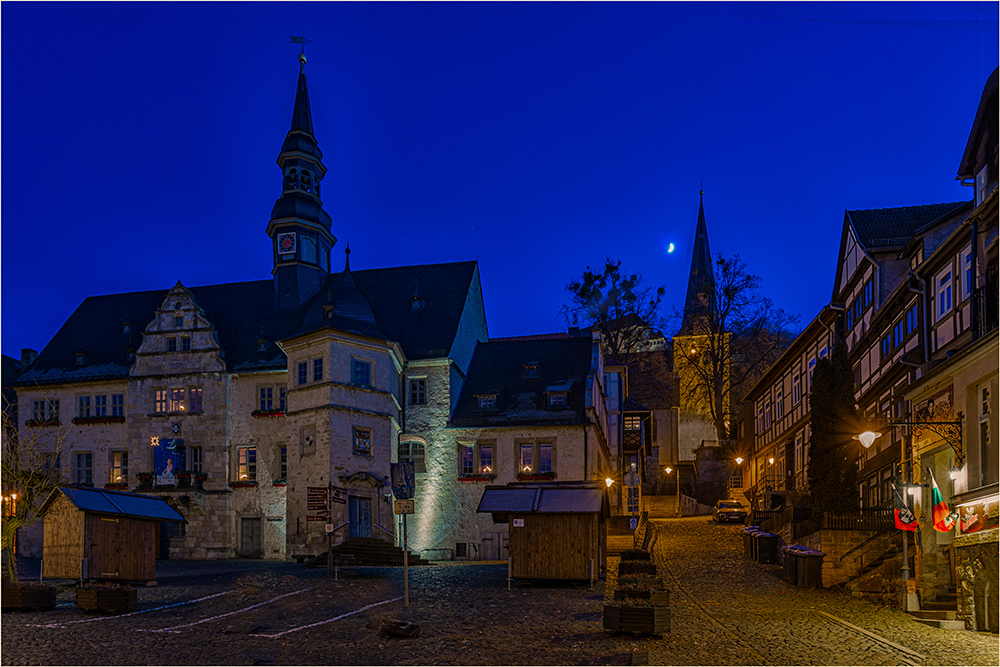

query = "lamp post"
[
  {"left": 854, "top": 416, "right": 962, "bottom": 609},
  {"left": 665, "top": 467, "right": 680, "bottom": 518}
]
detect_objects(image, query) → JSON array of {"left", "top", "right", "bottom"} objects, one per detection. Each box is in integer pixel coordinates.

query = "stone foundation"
[{"left": 955, "top": 529, "right": 999, "bottom": 632}]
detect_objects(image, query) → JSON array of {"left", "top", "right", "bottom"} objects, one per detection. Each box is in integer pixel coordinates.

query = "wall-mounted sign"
[
  {"left": 391, "top": 462, "right": 415, "bottom": 500},
  {"left": 512, "top": 518, "right": 524, "bottom": 527},
  {"left": 958, "top": 499, "right": 999, "bottom": 534},
  {"left": 153, "top": 438, "right": 184, "bottom": 485},
  {"left": 394, "top": 499, "right": 415, "bottom": 515}
]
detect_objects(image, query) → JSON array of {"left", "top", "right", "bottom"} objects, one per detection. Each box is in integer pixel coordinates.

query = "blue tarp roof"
[{"left": 42, "top": 486, "right": 184, "bottom": 522}]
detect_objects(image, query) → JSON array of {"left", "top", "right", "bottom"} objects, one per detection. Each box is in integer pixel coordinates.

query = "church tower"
[
  {"left": 677, "top": 190, "right": 714, "bottom": 336},
  {"left": 267, "top": 52, "right": 337, "bottom": 310}
]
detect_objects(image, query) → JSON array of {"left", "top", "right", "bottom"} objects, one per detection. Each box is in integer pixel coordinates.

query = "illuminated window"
[
  {"left": 154, "top": 390, "right": 168, "bottom": 413},
  {"left": 518, "top": 440, "right": 554, "bottom": 475},
  {"left": 110, "top": 451, "right": 128, "bottom": 484},
  {"left": 476, "top": 394, "right": 497, "bottom": 410},
  {"left": 627, "top": 487, "right": 640, "bottom": 513},
  {"left": 881, "top": 334, "right": 891, "bottom": 362},
  {"left": 792, "top": 374, "right": 801, "bottom": 406},
  {"left": 479, "top": 444, "right": 493, "bottom": 474},
  {"left": 460, "top": 445, "right": 474, "bottom": 475},
  {"left": 237, "top": 447, "right": 257, "bottom": 482},
  {"left": 962, "top": 247, "right": 973, "bottom": 300},
  {"left": 905, "top": 304, "right": 918, "bottom": 335},
  {"left": 775, "top": 389, "right": 784, "bottom": 420},
  {"left": 169, "top": 388, "right": 185, "bottom": 412},
  {"left": 353, "top": 427, "right": 372, "bottom": 457}
]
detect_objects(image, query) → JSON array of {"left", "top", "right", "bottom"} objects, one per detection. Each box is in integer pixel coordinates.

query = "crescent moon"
[{"left": 667, "top": 243, "right": 675, "bottom": 253}]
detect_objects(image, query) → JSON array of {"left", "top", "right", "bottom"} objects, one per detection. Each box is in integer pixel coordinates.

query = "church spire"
[
  {"left": 678, "top": 189, "right": 714, "bottom": 336},
  {"left": 267, "top": 49, "right": 337, "bottom": 310}
]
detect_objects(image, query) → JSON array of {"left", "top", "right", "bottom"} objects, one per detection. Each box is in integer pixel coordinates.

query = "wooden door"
[
  {"left": 240, "top": 518, "right": 262, "bottom": 558},
  {"left": 348, "top": 497, "right": 372, "bottom": 538},
  {"left": 87, "top": 515, "right": 123, "bottom": 579}
]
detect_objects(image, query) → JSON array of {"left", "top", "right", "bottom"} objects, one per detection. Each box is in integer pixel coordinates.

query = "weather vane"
[{"left": 290, "top": 34, "right": 311, "bottom": 54}]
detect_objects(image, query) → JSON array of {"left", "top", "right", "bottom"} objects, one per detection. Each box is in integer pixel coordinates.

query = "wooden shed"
[
  {"left": 40, "top": 486, "right": 185, "bottom": 582},
  {"left": 478, "top": 481, "right": 609, "bottom": 581}
]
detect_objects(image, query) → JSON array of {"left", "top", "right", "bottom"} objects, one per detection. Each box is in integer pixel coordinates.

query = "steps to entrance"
[
  {"left": 909, "top": 591, "right": 964, "bottom": 630},
  {"left": 304, "top": 537, "right": 429, "bottom": 568}
]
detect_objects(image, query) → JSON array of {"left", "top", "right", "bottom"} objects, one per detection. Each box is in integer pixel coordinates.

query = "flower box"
[
  {"left": 176, "top": 473, "right": 192, "bottom": 489},
  {"left": 71, "top": 416, "right": 126, "bottom": 425},
  {"left": 613, "top": 589, "right": 670, "bottom": 605},
  {"left": 619, "top": 549, "right": 651, "bottom": 561},
  {"left": 76, "top": 586, "right": 137, "bottom": 613},
  {"left": 517, "top": 473, "right": 555, "bottom": 482},
  {"left": 2, "top": 584, "right": 57, "bottom": 611},
  {"left": 136, "top": 473, "right": 154, "bottom": 490},
  {"left": 229, "top": 481, "right": 258, "bottom": 489},
  {"left": 104, "top": 483, "right": 129, "bottom": 491},
  {"left": 24, "top": 419, "right": 60, "bottom": 427},
  {"left": 194, "top": 473, "right": 207, "bottom": 490},
  {"left": 618, "top": 560, "right": 657, "bottom": 576},
  {"left": 458, "top": 474, "right": 495, "bottom": 483},
  {"left": 603, "top": 605, "right": 670, "bottom": 634},
  {"left": 251, "top": 410, "right": 286, "bottom": 419}
]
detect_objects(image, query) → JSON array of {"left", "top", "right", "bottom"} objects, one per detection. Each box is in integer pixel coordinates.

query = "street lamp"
[{"left": 665, "top": 467, "right": 680, "bottom": 518}]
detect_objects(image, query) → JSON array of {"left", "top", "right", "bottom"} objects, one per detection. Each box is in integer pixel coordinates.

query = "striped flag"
[
  {"left": 893, "top": 486, "right": 917, "bottom": 531},
  {"left": 928, "top": 469, "right": 957, "bottom": 533}
]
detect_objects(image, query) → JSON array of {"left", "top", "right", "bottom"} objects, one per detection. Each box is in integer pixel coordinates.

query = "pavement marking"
[
  {"left": 250, "top": 596, "right": 403, "bottom": 638},
  {"left": 816, "top": 610, "right": 927, "bottom": 664},
  {"left": 27, "top": 590, "right": 235, "bottom": 629},
  {"left": 134, "top": 587, "right": 314, "bottom": 633}
]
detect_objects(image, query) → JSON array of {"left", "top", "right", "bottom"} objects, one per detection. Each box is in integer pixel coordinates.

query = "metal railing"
[{"left": 821, "top": 508, "right": 893, "bottom": 531}]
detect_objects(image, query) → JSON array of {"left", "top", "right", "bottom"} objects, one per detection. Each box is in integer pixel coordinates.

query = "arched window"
[
  {"left": 284, "top": 168, "right": 298, "bottom": 190},
  {"left": 300, "top": 170, "right": 312, "bottom": 193}
]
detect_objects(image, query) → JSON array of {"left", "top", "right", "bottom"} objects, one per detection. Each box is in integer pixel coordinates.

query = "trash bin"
[
  {"left": 797, "top": 549, "right": 825, "bottom": 588},
  {"left": 742, "top": 527, "right": 760, "bottom": 559},
  {"left": 780, "top": 545, "right": 800, "bottom": 584},
  {"left": 755, "top": 532, "right": 777, "bottom": 564}
]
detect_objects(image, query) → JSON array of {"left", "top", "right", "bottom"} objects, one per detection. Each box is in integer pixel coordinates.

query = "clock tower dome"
[{"left": 267, "top": 53, "right": 337, "bottom": 310}]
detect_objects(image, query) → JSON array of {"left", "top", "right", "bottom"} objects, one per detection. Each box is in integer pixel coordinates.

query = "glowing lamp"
[
  {"left": 482, "top": 466, "right": 492, "bottom": 474},
  {"left": 768, "top": 457, "right": 774, "bottom": 465},
  {"left": 605, "top": 478, "right": 614, "bottom": 487},
  {"left": 665, "top": 467, "right": 673, "bottom": 474},
  {"left": 735, "top": 457, "right": 744, "bottom": 465},
  {"left": 854, "top": 431, "right": 881, "bottom": 448}
]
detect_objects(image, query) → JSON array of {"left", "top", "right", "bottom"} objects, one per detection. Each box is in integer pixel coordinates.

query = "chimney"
[{"left": 20, "top": 348, "right": 37, "bottom": 370}]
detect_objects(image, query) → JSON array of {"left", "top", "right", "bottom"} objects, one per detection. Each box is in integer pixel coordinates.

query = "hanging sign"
[
  {"left": 307, "top": 486, "right": 329, "bottom": 521},
  {"left": 391, "top": 462, "right": 416, "bottom": 500}
]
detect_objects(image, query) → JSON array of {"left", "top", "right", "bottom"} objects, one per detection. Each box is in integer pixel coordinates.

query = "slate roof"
[
  {"left": 678, "top": 193, "right": 714, "bottom": 336},
  {"left": 847, "top": 202, "right": 971, "bottom": 249},
  {"left": 41, "top": 486, "right": 185, "bottom": 522},
  {"left": 450, "top": 337, "right": 593, "bottom": 428},
  {"left": 16, "top": 261, "right": 480, "bottom": 386}
]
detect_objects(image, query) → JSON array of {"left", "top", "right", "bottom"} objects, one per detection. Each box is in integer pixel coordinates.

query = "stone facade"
[{"left": 954, "top": 529, "right": 999, "bottom": 632}]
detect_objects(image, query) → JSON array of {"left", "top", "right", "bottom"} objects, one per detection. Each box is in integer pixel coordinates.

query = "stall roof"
[
  {"left": 477, "top": 483, "right": 608, "bottom": 523},
  {"left": 41, "top": 486, "right": 185, "bottom": 522}
]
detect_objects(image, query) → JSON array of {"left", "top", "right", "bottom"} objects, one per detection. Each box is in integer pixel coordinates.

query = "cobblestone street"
[{"left": 2, "top": 516, "right": 997, "bottom": 665}]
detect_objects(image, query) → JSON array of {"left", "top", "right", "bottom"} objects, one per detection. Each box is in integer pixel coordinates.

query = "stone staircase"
[
  {"left": 910, "top": 589, "right": 964, "bottom": 630},
  {"left": 304, "top": 537, "right": 430, "bottom": 568}
]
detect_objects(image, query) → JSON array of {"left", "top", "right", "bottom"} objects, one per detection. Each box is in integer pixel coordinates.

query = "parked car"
[{"left": 714, "top": 500, "right": 748, "bottom": 524}]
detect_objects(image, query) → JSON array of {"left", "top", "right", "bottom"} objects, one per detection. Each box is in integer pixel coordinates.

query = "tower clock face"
[{"left": 278, "top": 232, "right": 297, "bottom": 254}]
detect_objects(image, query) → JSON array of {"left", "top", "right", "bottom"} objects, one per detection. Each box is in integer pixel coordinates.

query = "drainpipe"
[
  {"left": 584, "top": 422, "right": 589, "bottom": 479},
  {"left": 907, "top": 273, "right": 930, "bottom": 369}
]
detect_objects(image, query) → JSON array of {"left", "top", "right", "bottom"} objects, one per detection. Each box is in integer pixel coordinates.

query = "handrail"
[
  {"left": 329, "top": 521, "right": 349, "bottom": 533},
  {"left": 839, "top": 529, "right": 891, "bottom": 562},
  {"left": 374, "top": 523, "right": 394, "bottom": 539}
]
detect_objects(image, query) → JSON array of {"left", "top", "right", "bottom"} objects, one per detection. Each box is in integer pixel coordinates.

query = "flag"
[
  {"left": 892, "top": 486, "right": 917, "bottom": 531},
  {"left": 928, "top": 469, "right": 957, "bottom": 533}
]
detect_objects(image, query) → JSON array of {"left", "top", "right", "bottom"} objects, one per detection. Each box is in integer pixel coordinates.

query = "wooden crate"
[
  {"left": 603, "top": 605, "right": 670, "bottom": 634},
  {"left": 2, "top": 584, "right": 57, "bottom": 611},
  {"left": 613, "top": 589, "right": 670, "bottom": 605},
  {"left": 76, "top": 587, "right": 138, "bottom": 613}
]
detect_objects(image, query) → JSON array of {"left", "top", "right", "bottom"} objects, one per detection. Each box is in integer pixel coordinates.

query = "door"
[
  {"left": 240, "top": 518, "right": 262, "bottom": 558},
  {"left": 348, "top": 497, "right": 372, "bottom": 538}
]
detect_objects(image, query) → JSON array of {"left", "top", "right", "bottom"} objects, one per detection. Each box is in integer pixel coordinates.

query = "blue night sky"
[{"left": 2, "top": 2, "right": 997, "bottom": 359}]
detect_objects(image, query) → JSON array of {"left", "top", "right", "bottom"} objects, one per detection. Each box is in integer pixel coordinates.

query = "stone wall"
[
  {"left": 955, "top": 529, "right": 999, "bottom": 632},
  {"left": 796, "top": 529, "right": 882, "bottom": 588}
]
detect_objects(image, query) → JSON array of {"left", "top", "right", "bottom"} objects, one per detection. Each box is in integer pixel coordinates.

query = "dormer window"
[
  {"left": 547, "top": 392, "right": 568, "bottom": 408},
  {"left": 121, "top": 321, "right": 132, "bottom": 335},
  {"left": 74, "top": 351, "right": 86, "bottom": 365},
  {"left": 257, "top": 339, "right": 268, "bottom": 352},
  {"left": 323, "top": 304, "right": 335, "bottom": 320},
  {"left": 523, "top": 363, "right": 539, "bottom": 378},
  {"left": 476, "top": 394, "right": 498, "bottom": 410},
  {"left": 411, "top": 295, "right": 426, "bottom": 310}
]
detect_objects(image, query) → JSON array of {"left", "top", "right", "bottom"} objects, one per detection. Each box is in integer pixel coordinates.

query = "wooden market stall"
[
  {"left": 40, "top": 486, "right": 185, "bottom": 582},
  {"left": 478, "top": 481, "right": 609, "bottom": 581}
]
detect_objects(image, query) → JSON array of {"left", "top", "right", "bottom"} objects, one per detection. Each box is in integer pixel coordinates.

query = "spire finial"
[
  {"left": 344, "top": 243, "right": 351, "bottom": 272},
  {"left": 699, "top": 179, "right": 704, "bottom": 197},
  {"left": 290, "top": 34, "right": 311, "bottom": 71}
]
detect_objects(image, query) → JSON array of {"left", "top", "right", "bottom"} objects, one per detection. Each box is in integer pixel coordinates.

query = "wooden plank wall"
[
  {"left": 42, "top": 495, "right": 85, "bottom": 579},
  {"left": 84, "top": 514, "right": 157, "bottom": 581},
  {"left": 606, "top": 516, "right": 636, "bottom": 556},
  {"left": 509, "top": 514, "right": 598, "bottom": 580}
]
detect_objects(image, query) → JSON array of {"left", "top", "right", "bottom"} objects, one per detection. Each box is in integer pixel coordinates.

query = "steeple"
[
  {"left": 267, "top": 51, "right": 337, "bottom": 310},
  {"left": 677, "top": 189, "right": 715, "bottom": 336}
]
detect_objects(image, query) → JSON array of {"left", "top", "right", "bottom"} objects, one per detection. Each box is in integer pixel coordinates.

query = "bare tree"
[
  {"left": 675, "top": 253, "right": 799, "bottom": 445},
  {"left": 561, "top": 258, "right": 667, "bottom": 360},
  {"left": 1, "top": 406, "right": 69, "bottom": 583}
]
